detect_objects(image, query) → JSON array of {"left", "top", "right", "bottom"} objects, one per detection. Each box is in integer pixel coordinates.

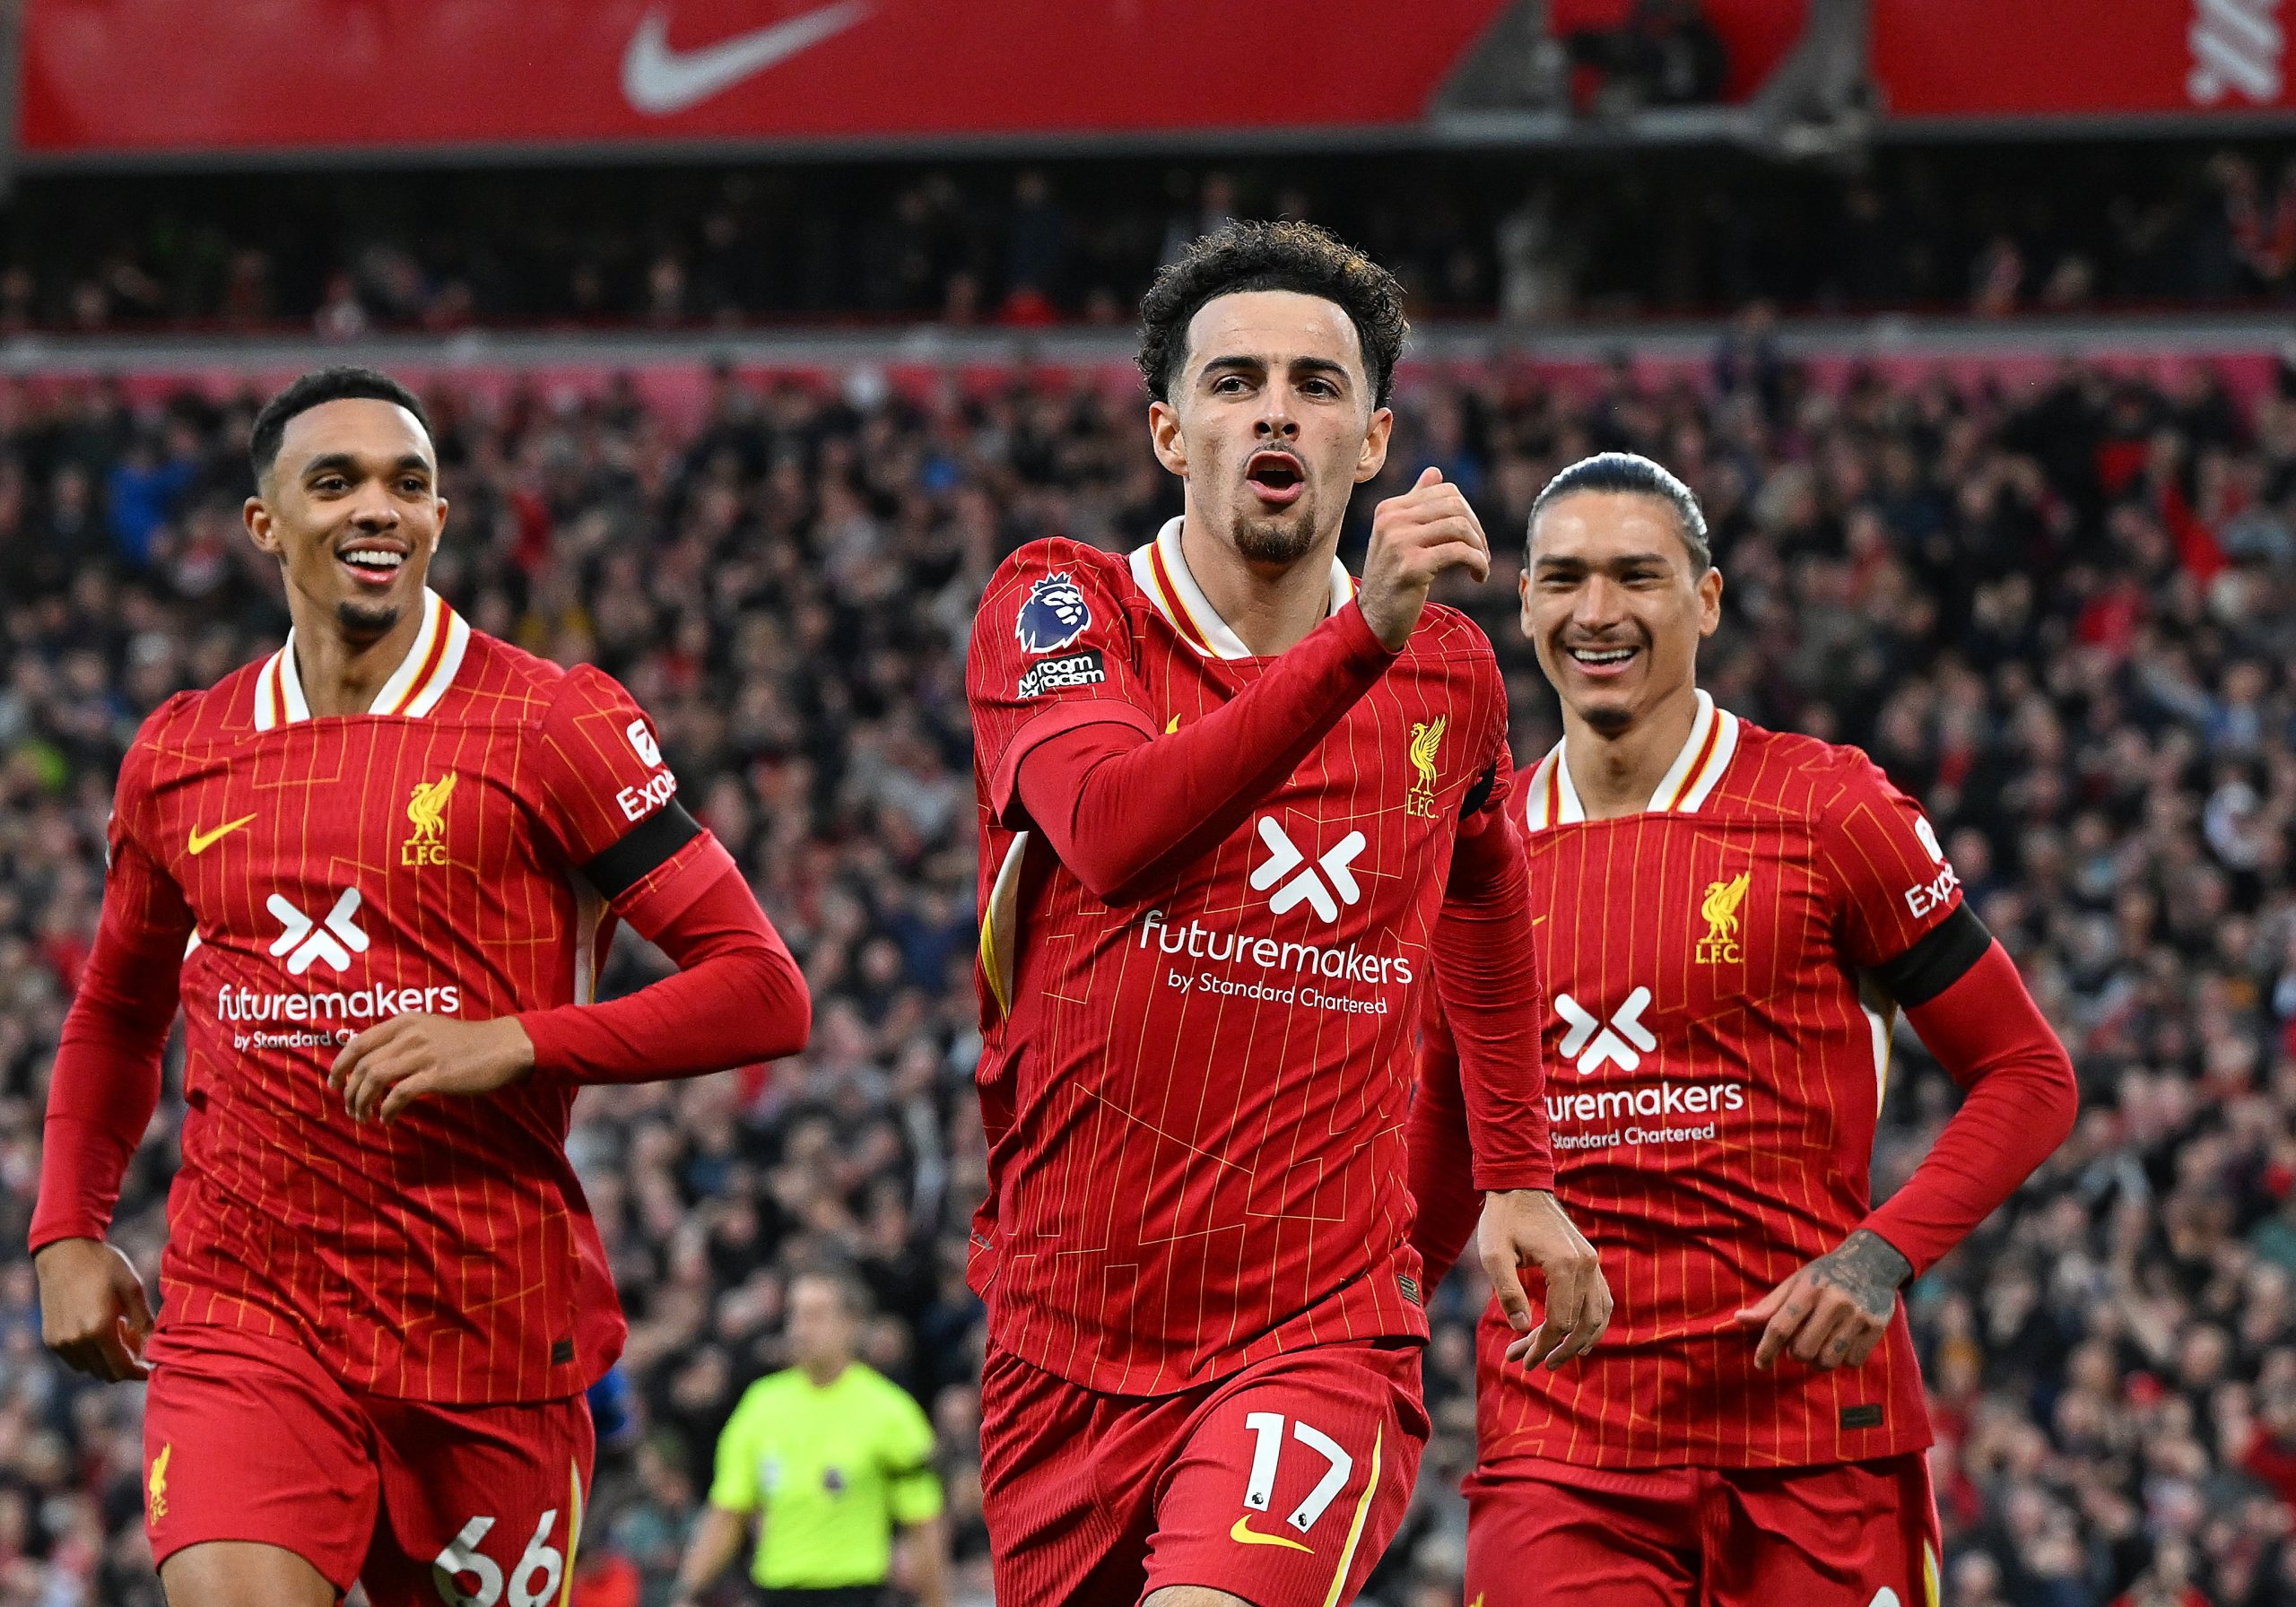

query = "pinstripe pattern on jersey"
[
  {"left": 119, "top": 623, "right": 686, "bottom": 1403},
  {"left": 970, "top": 536, "right": 1509, "bottom": 1396},
  {"left": 1480, "top": 715, "right": 1953, "bottom": 1469}
]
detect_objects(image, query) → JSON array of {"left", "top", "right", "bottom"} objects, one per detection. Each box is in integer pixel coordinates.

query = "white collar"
[
  {"left": 253, "top": 587, "right": 471, "bottom": 731},
  {"left": 1128, "top": 516, "right": 1355, "bottom": 660},
  {"left": 1522, "top": 690, "right": 1741, "bottom": 830}
]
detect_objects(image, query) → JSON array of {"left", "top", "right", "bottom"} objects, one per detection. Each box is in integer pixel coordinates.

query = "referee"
[{"left": 669, "top": 1271, "right": 952, "bottom": 1607}]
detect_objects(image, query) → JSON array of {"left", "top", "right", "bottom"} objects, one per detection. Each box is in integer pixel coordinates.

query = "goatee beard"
[
  {"left": 1231, "top": 511, "right": 1317, "bottom": 567},
  {"left": 1582, "top": 701, "right": 1636, "bottom": 737},
  {"left": 336, "top": 598, "right": 403, "bottom": 642}
]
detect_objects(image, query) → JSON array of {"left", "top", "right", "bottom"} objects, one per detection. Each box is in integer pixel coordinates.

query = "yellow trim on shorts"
[
  {"left": 559, "top": 1457, "right": 584, "bottom": 1607},
  {"left": 1318, "top": 1423, "right": 1383, "bottom": 1607}
]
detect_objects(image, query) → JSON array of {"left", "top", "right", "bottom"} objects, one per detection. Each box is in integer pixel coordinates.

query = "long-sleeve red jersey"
[
  {"left": 1413, "top": 698, "right": 2076, "bottom": 1469},
  {"left": 966, "top": 521, "right": 1552, "bottom": 1398},
  {"left": 31, "top": 591, "right": 808, "bottom": 1404}
]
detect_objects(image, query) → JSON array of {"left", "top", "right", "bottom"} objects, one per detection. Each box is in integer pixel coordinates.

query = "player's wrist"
[
  {"left": 1476, "top": 1173, "right": 1557, "bottom": 1198},
  {"left": 1838, "top": 1227, "right": 1915, "bottom": 1290},
  {"left": 1339, "top": 593, "right": 1409, "bottom": 657},
  {"left": 485, "top": 1015, "right": 539, "bottom": 1081}
]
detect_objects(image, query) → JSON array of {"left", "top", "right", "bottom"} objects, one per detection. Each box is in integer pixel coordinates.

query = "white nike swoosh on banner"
[{"left": 622, "top": 1, "right": 872, "bottom": 116}]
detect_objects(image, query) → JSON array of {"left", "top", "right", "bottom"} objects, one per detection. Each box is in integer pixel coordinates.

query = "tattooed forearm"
[{"left": 1805, "top": 1229, "right": 1912, "bottom": 1320}]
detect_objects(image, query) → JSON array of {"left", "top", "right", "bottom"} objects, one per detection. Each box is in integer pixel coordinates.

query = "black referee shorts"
[{"left": 756, "top": 1589, "right": 885, "bottom": 1607}]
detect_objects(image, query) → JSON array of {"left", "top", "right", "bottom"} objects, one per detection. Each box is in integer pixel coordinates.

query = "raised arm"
[
  {"left": 978, "top": 476, "right": 1492, "bottom": 899},
  {"left": 1008, "top": 604, "right": 1394, "bottom": 899}
]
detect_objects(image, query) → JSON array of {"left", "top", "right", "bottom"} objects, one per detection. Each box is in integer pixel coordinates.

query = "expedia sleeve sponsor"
[{"left": 1017, "top": 648, "right": 1107, "bottom": 699}]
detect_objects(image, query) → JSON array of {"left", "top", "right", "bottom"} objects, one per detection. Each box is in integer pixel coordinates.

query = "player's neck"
[
  {"left": 288, "top": 596, "right": 430, "bottom": 719},
  {"left": 1562, "top": 681, "right": 1703, "bottom": 821},
  {"left": 801, "top": 1359, "right": 850, "bottom": 1388},
  {"left": 1177, "top": 511, "right": 1336, "bottom": 656}
]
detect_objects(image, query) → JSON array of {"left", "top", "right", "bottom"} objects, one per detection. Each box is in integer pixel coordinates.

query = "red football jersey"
[
  {"left": 967, "top": 520, "right": 1518, "bottom": 1396},
  {"left": 100, "top": 590, "right": 689, "bottom": 1403},
  {"left": 1472, "top": 695, "right": 1962, "bottom": 1468}
]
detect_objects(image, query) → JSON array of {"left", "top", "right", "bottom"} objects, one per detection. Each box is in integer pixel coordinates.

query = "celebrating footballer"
[
  {"left": 963, "top": 222, "right": 1610, "bottom": 1607},
  {"left": 33, "top": 369, "right": 811, "bottom": 1605},
  {"left": 1413, "top": 452, "right": 2081, "bottom": 1606}
]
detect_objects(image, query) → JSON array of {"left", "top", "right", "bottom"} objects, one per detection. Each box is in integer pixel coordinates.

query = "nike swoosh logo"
[
  {"left": 1229, "top": 1515, "right": 1313, "bottom": 1553},
  {"left": 622, "top": 2, "right": 872, "bottom": 116},
  {"left": 187, "top": 814, "right": 257, "bottom": 856}
]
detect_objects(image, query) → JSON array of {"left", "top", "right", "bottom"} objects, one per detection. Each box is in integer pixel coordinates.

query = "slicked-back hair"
[
  {"left": 250, "top": 366, "right": 432, "bottom": 487},
  {"left": 1527, "top": 452, "right": 1713, "bottom": 572},
  {"left": 1136, "top": 221, "right": 1408, "bottom": 410}
]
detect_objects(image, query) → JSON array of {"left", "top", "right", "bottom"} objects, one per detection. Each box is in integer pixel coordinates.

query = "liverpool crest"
[{"left": 1405, "top": 716, "right": 1446, "bottom": 819}]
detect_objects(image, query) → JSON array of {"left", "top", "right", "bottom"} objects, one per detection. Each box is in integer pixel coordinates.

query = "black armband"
[
  {"left": 581, "top": 799, "right": 702, "bottom": 901},
  {"left": 1870, "top": 902, "right": 1991, "bottom": 1008},
  {"left": 1458, "top": 761, "right": 1499, "bottom": 821}
]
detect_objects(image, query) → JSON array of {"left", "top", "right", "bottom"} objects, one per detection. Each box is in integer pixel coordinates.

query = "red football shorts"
[
  {"left": 141, "top": 1323, "right": 595, "bottom": 1605},
  {"left": 980, "top": 1338, "right": 1430, "bottom": 1607},
  {"left": 1462, "top": 1451, "right": 1942, "bottom": 1607}
]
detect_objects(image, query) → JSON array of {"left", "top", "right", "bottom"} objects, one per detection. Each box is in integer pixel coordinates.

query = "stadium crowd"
[
  {"left": 8, "top": 140, "right": 2296, "bottom": 336},
  {"left": 0, "top": 332, "right": 2292, "bottom": 1607}
]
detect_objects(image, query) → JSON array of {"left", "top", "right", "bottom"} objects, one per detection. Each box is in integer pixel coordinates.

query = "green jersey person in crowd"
[{"left": 669, "top": 1271, "right": 952, "bottom": 1607}]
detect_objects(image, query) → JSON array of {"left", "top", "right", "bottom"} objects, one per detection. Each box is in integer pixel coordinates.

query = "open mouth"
[
  {"left": 1244, "top": 451, "right": 1305, "bottom": 508},
  {"left": 1565, "top": 643, "right": 1639, "bottom": 678},
  {"left": 336, "top": 543, "right": 410, "bottom": 588}
]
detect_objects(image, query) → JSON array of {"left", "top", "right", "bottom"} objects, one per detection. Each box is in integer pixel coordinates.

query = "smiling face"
[
  {"left": 1522, "top": 490, "right": 1722, "bottom": 737},
  {"left": 1148, "top": 289, "right": 1391, "bottom": 567},
  {"left": 244, "top": 397, "right": 446, "bottom": 645}
]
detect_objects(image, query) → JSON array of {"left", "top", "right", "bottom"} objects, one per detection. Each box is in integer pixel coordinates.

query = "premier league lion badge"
[{"left": 1017, "top": 573, "right": 1091, "bottom": 654}]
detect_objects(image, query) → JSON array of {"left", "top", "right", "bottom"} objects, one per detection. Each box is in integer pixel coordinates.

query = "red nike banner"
[
  {"left": 1873, "top": 0, "right": 2295, "bottom": 117},
  {"left": 21, "top": 0, "right": 1511, "bottom": 154}
]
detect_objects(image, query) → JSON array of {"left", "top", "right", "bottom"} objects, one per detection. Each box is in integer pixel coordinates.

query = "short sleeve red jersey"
[
  {"left": 107, "top": 590, "right": 695, "bottom": 1403},
  {"left": 1482, "top": 696, "right": 1962, "bottom": 1468},
  {"left": 967, "top": 521, "right": 1512, "bottom": 1397}
]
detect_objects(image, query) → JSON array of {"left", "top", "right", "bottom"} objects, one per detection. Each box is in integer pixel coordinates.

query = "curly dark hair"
[
  {"left": 250, "top": 366, "right": 431, "bottom": 486},
  {"left": 1136, "top": 221, "right": 1409, "bottom": 410}
]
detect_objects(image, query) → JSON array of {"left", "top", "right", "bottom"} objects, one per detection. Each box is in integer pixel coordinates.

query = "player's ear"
[
  {"left": 243, "top": 494, "right": 283, "bottom": 558},
  {"left": 430, "top": 496, "right": 449, "bottom": 552},
  {"left": 1148, "top": 400, "right": 1187, "bottom": 476},
  {"left": 1697, "top": 565, "right": 1724, "bottom": 638},
  {"left": 1354, "top": 405, "right": 1394, "bottom": 482}
]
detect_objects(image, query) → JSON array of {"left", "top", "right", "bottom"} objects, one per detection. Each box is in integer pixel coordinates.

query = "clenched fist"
[{"left": 1358, "top": 466, "right": 1492, "bottom": 650}]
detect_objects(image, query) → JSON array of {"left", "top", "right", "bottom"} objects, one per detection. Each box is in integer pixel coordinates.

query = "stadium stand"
[
  {"left": 6, "top": 143, "right": 2296, "bottom": 335},
  {"left": 0, "top": 337, "right": 2293, "bottom": 1607}
]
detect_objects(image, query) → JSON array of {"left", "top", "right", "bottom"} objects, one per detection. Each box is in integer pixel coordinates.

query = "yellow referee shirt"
[{"left": 708, "top": 1363, "right": 944, "bottom": 1589}]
